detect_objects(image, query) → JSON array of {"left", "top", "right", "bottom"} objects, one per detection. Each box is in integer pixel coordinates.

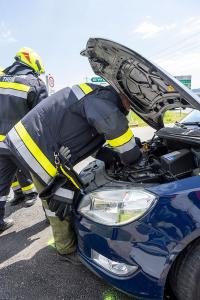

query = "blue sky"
[{"left": 0, "top": 0, "right": 200, "bottom": 89}]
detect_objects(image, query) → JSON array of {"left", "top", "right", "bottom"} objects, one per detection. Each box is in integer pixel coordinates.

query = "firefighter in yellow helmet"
[
  {"left": 15, "top": 47, "right": 45, "bottom": 75},
  {"left": 0, "top": 47, "right": 48, "bottom": 231}
]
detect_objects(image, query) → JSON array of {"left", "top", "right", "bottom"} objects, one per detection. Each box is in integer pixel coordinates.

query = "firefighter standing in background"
[
  {"left": 0, "top": 48, "right": 48, "bottom": 231},
  {"left": 0, "top": 82, "right": 141, "bottom": 264}
]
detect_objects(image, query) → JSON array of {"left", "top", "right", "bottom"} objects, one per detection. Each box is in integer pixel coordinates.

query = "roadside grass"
[{"left": 128, "top": 110, "right": 188, "bottom": 127}]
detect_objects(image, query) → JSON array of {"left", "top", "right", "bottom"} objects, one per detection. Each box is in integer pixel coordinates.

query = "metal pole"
[{"left": 45, "top": 75, "right": 49, "bottom": 95}]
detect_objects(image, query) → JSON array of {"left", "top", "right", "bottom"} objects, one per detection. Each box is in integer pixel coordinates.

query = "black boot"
[
  {"left": 24, "top": 192, "right": 37, "bottom": 207},
  {"left": 58, "top": 252, "right": 81, "bottom": 265},
  {"left": 0, "top": 201, "right": 14, "bottom": 232},
  {"left": 0, "top": 218, "right": 14, "bottom": 232},
  {"left": 10, "top": 189, "right": 25, "bottom": 206}
]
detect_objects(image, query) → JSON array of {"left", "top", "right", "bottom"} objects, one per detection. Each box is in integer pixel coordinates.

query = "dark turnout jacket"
[
  {"left": 7, "top": 83, "right": 140, "bottom": 185},
  {"left": 0, "top": 62, "right": 48, "bottom": 138}
]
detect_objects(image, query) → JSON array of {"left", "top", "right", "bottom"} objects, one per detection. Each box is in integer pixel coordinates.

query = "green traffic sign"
[
  {"left": 179, "top": 79, "right": 191, "bottom": 89},
  {"left": 91, "top": 76, "right": 106, "bottom": 83}
]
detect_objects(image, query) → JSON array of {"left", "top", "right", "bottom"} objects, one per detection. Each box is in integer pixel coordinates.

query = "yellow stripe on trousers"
[
  {"left": 0, "top": 135, "right": 5, "bottom": 141},
  {"left": 21, "top": 183, "right": 35, "bottom": 192}
]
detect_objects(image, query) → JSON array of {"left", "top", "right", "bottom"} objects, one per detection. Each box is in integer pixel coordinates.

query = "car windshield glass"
[{"left": 181, "top": 110, "right": 200, "bottom": 124}]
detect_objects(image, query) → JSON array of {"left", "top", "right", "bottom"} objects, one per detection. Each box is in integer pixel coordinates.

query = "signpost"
[
  {"left": 48, "top": 75, "right": 54, "bottom": 88},
  {"left": 46, "top": 73, "right": 55, "bottom": 95}
]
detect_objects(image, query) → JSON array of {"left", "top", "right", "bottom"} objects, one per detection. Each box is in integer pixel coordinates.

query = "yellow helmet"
[{"left": 15, "top": 47, "right": 45, "bottom": 74}]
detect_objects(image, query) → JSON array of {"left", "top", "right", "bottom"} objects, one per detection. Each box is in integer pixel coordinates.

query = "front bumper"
[{"left": 75, "top": 216, "right": 171, "bottom": 300}]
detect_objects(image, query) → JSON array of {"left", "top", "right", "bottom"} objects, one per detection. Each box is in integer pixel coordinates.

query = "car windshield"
[{"left": 181, "top": 110, "right": 200, "bottom": 124}]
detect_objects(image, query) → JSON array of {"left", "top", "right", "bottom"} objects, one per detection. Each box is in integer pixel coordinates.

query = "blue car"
[{"left": 75, "top": 38, "right": 200, "bottom": 300}]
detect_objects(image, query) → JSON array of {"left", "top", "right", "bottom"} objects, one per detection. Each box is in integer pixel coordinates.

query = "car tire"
[{"left": 169, "top": 239, "right": 200, "bottom": 300}]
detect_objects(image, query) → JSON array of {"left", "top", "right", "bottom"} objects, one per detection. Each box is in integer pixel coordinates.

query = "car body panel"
[
  {"left": 76, "top": 39, "right": 200, "bottom": 299},
  {"left": 81, "top": 38, "right": 200, "bottom": 129},
  {"left": 75, "top": 175, "right": 200, "bottom": 299}
]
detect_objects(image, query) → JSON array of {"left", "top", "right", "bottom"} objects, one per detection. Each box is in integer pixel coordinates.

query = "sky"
[{"left": 0, "top": 0, "right": 200, "bottom": 90}]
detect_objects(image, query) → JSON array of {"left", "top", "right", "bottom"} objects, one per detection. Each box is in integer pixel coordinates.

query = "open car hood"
[{"left": 81, "top": 38, "right": 200, "bottom": 130}]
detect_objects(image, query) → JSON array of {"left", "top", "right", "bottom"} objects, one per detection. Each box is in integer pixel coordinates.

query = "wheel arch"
[{"left": 164, "top": 235, "right": 200, "bottom": 298}]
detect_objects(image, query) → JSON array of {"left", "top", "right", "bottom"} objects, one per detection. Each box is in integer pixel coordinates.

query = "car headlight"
[{"left": 78, "top": 188, "right": 156, "bottom": 226}]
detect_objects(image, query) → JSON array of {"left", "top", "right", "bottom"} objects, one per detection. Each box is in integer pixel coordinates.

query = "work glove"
[
  {"left": 59, "top": 146, "right": 71, "bottom": 164},
  {"left": 48, "top": 198, "right": 73, "bottom": 221},
  {"left": 39, "top": 175, "right": 74, "bottom": 221},
  {"left": 135, "top": 137, "right": 142, "bottom": 148},
  {"left": 95, "top": 146, "right": 122, "bottom": 169},
  {"left": 119, "top": 144, "right": 142, "bottom": 166},
  {"left": 48, "top": 186, "right": 81, "bottom": 221}
]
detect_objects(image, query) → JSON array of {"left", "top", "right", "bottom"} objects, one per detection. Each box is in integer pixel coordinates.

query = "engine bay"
[
  {"left": 80, "top": 126, "right": 200, "bottom": 192},
  {"left": 107, "top": 126, "right": 200, "bottom": 184}
]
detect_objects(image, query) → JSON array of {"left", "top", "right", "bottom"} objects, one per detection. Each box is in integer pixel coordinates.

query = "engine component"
[
  {"left": 156, "top": 127, "right": 200, "bottom": 147},
  {"left": 79, "top": 160, "right": 112, "bottom": 193},
  {"left": 160, "top": 149, "right": 195, "bottom": 177}
]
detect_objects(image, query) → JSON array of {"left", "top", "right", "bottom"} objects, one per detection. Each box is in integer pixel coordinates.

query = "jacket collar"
[{"left": 3, "top": 62, "right": 37, "bottom": 77}]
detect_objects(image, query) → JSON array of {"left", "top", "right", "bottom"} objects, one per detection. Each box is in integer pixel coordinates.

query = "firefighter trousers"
[
  {"left": 31, "top": 174, "right": 76, "bottom": 255},
  {"left": 12, "top": 169, "right": 36, "bottom": 196},
  {"left": 0, "top": 142, "right": 26, "bottom": 223},
  {"left": 0, "top": 141, "right": 76, "bottom": 254}
]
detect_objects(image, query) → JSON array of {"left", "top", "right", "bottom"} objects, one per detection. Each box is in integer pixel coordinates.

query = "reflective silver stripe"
[
  {"left": 72, "top": 85, "right": 85, "bottom": 100},
  {"left": 0, "top": 88, "right": 27, "bottom": 99},
  {"left": 0, "top": 196, "right": 7, "bottom": 202},
  {"left": 113, "top": 137, "right": 136, "bottom": 154},
  {"left": 45, "top": 209, "right": 56, "bottom": 217},
  {"left": 7, "top": 128, "right": 52, "bottom": 184},
  {"left": 12, "top": 185, "right": 21, "bottom": 191},
  {"left": 55, "top": 187, "right": 74, "bottom": 199},
  {"left": 23, "top": 187, "right": 36, "bottom": 194},
  {"left": 0, "top": 141, "right": 8, "bottom": 149}
]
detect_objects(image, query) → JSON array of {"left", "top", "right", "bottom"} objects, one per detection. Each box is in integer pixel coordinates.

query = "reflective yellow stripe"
[
  {"left": 15, "top": 121, "right": 57, "bottom": 177},
  {"left": 11, "top": 181, "right": 20, "bottom": 188},
  {"left": 0, "top": 82, "right": 30, "bottom": 92},
  {"left": 79, "top": 83, "right": 93, "bottom": 95},
  {"left": 107, "top": 128, "right": 134, "bottom": 147},
  {"left": 21, "top": 183, "right": 35, "bottom": 192},
  {"left": 60, "top": 165, "right": 80, "bottom": 190},
  {"left": 0, "top": 135, "right": 5, "bottom": 141}
]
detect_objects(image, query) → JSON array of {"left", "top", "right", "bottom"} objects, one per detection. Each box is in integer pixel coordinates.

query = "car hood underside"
[{"left": 81, "top": 38, "right": 200, "bottom": 130}]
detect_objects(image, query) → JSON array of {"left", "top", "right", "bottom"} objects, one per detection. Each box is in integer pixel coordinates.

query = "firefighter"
[
  {"left": 0, "top": 83, "right": 141, "bottom": 264},
  {"left": 0, "top": 48, "right": 48, "bottom": 230}
]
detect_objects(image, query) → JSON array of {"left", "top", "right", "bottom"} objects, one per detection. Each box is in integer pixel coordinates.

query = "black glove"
[
  {"left": 135, "top": 137, "right": 142, "bottom": 148},
  {"left": 120, "top": 144, "right": 142, "bottom": 166},
  {"left": 49, "top": 186, "right": 81, "bottom": 220},
  {"left": 59, "top": 146, "right": 71, "bottom": 164},
  {"left": 39, "top": 175, "right": 75, "bottom": 221},
  {"left": 95, "top": 146, "right": 122, "bottom": 169},
  {"left": 48, "top": 197, "right": 73, "bottom": 221}
]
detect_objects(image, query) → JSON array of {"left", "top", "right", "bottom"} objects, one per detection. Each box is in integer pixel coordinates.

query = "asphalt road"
[{"left": 0, "top": 126, "right": 156, "bottom": 300}]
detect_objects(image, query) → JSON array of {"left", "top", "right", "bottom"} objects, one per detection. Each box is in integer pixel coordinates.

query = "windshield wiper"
[
  {"left": 181, "top": 122, "right": 200, "bottom": 127},
  {"left": 175, "top": 121, "right": 187, "bottom": 128}
]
